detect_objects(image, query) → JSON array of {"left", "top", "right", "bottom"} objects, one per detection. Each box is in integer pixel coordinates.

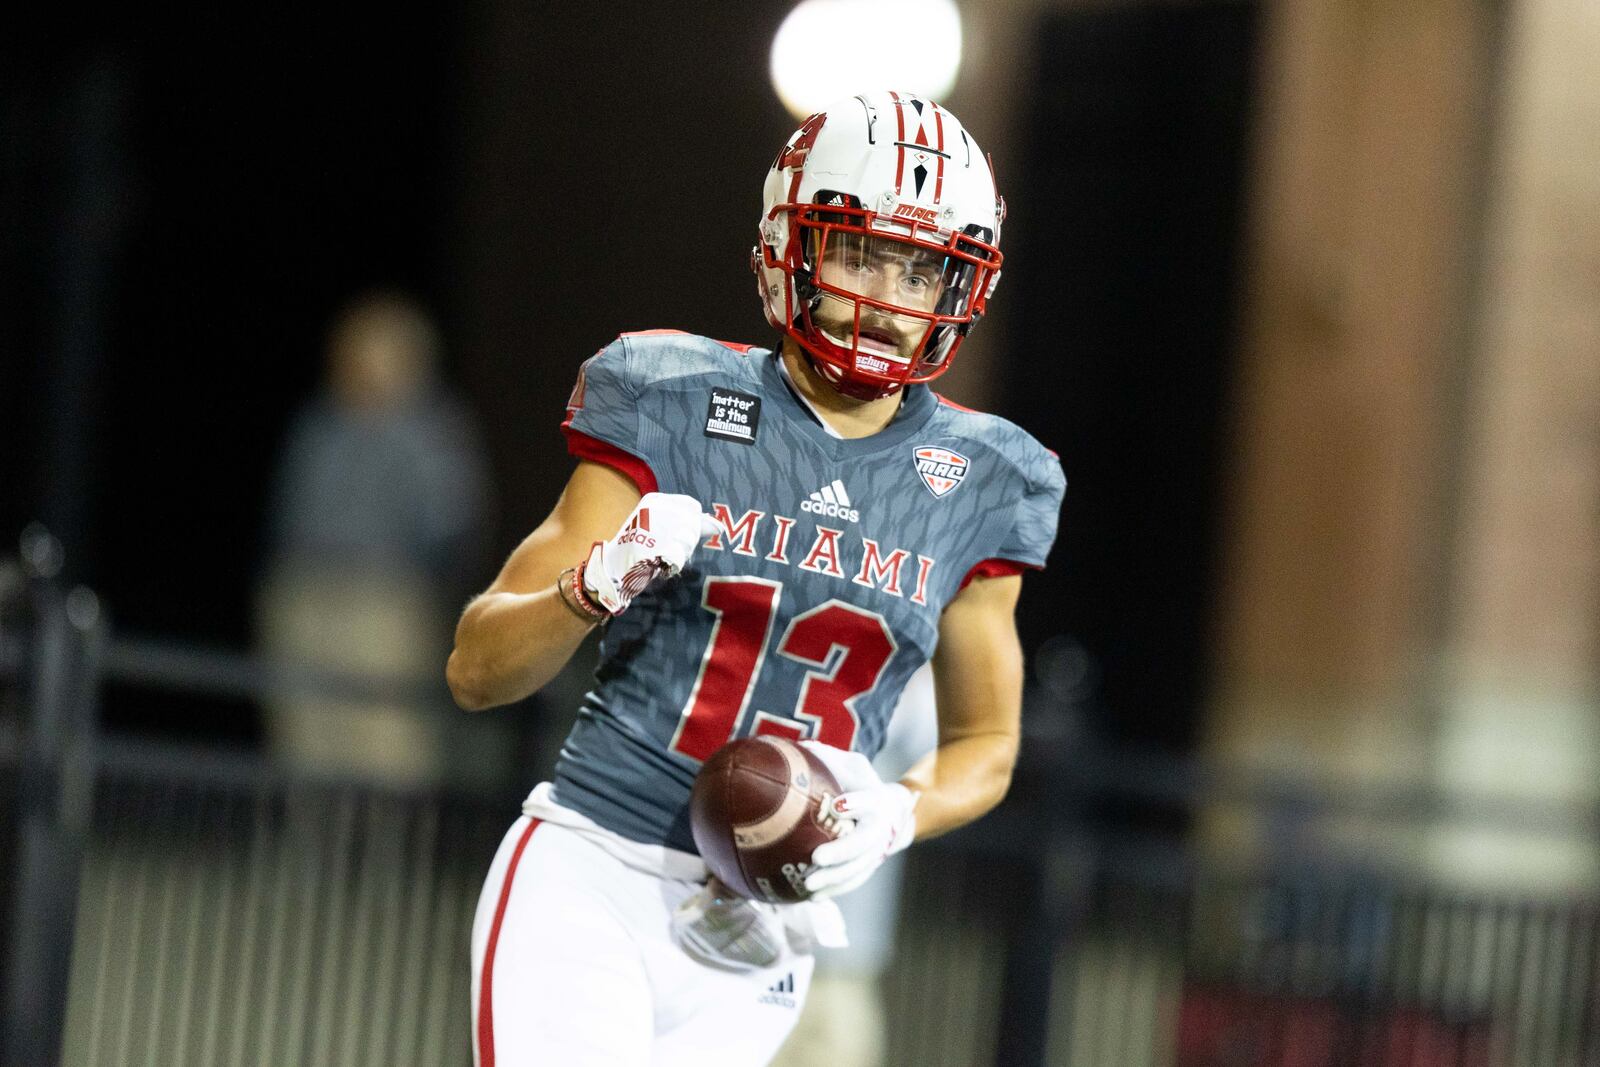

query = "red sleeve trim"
[
  {"left": 959, "top": 557, "right": 1037, "bottom": 590},
  {"left": 561, "top": 423, "right": 658, "bottom": 495}
]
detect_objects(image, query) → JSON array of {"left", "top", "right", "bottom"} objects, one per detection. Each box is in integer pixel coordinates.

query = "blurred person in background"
[
  {"left": 769, "top": 665, "right": 939, "bottom": 1067},
  {"left": 256, "top": 291, "right": 494, "bottom": 787}
]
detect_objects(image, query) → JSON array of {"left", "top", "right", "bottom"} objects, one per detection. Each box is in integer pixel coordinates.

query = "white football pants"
[{"left": 471, "top": 814, "right": 814, "bottom": 1067}]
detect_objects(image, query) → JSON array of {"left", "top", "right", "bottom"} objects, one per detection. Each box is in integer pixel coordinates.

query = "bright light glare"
[{"left": 770, "top": 0, "right": 963, "bottom": 120}]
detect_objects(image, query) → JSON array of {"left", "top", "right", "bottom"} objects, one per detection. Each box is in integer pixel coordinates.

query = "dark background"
[
  {"left": 1008, "top": 6, "right": 1256, "bottom": 753},
  {"left": 2, "top": 2, "right": 1257, "bottom": 756}
]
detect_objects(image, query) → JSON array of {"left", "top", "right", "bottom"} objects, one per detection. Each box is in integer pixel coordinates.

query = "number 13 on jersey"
[{"left": 669, "top": 577, "right": 897, "bottom": 761}]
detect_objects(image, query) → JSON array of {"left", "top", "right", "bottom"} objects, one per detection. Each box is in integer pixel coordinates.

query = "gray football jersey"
[{"left": 551, "top": 331, "right": 1065, "bottom": 851}]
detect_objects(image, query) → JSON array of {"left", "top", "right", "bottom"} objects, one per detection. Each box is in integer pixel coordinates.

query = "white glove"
[
  {"left": 800, "top": 741, "right": 918, "bottom": 900},
  {"left": 581, "top": 493, "right": 718, "bottom": 615}
]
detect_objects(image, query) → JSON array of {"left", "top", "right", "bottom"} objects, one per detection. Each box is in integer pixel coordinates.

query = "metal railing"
[{"left": 60, "top": 770, "right": 502, "bottom": 1067}]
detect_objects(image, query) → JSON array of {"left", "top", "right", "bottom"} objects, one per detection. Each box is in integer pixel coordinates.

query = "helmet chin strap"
[
  {"left": 791, "top": 293, "right": 915, "bottom": 401},
  {"left": 784, "top": 327, "right": 907, "bottom": 403},
  {"left": 819, "top": 356, "right": 902, "bottom": 400},
  {"left": 800, "top": 344, "right": 905, "bottom": 401}
]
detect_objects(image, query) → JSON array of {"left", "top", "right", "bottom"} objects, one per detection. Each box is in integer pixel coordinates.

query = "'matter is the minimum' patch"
[{"left": 705, "top": 388, "right": 762, "bottom": 445}]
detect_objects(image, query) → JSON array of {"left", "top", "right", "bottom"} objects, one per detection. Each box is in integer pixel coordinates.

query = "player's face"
[{"left": 812, "top": 232, "right": 947, "bottom": 362}]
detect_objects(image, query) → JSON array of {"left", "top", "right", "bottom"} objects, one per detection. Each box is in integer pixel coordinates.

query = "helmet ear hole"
[{"left": 792, "top": 265, "right": 817, "bottom": 305}]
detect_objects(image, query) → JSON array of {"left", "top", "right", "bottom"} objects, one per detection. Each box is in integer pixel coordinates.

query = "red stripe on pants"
[{"left": 478, "top": 818, "right": 542, "bottom": 1067}]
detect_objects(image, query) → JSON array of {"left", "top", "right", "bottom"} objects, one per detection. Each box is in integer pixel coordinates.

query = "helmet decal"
[
  {"left": 776, "top": 112, "right": 827, "bottom": 207},
  {"left": 888, "top": 91, "right": 952, "bottom": 203}
]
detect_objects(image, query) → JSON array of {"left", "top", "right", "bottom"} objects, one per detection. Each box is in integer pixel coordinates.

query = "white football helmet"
[{"left": 753, "top": 91, "right": 1005, "bottom": 400}]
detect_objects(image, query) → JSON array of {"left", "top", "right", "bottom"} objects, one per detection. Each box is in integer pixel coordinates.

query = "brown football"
[{"left": 689, "top": 736, "right": 844, "bottom": 903}]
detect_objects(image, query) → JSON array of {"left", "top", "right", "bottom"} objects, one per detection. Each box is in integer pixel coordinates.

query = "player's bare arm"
[
  {"left": 446, "top": 460, "right": 640, "bottom": 711},
  {"left": 902, "top": 571, "right": 1026, "bottom": 839}
]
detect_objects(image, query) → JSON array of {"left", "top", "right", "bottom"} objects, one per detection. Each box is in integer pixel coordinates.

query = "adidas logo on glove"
[
  {"left": 799, "top": 480, "right": 859, "bottom": 523},
  {"left": 615, "top": 509, "right": 658, "bottom": 549}
]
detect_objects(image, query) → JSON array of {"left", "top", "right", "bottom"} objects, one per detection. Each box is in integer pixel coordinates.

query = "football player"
[{"left": 450, "top": 90, "right": 1065, "bottom": 1066}]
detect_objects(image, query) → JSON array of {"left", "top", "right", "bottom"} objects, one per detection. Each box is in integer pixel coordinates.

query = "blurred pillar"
[
  {"left": 42, "top": 56, "right": 128, "bottom": 584},
  {"left": 1426, "top": 0, "right": 1600, "bottom": 889},
  {"left": 1203, "top": 0, "right": 1495, "bottom": 861}
]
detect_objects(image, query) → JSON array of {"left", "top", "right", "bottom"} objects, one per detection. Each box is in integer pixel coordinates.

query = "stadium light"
[{"left": 769, "top": 0, "right": 964, "bottom": 120}]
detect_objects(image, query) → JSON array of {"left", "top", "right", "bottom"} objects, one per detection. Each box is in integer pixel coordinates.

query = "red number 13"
[{"left": 669, "top": 578, "right": 897, "bottom": 761}]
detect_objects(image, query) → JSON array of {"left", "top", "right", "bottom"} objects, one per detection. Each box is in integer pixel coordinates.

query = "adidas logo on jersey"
[{"left": 800, "top": 480, "right": 860, "bottom": 523}]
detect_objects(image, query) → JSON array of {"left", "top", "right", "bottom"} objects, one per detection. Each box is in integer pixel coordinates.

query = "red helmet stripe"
[
  {"left": 933, "top": 104, "right": 947, "bottom": 203},
  {"left": 889, "top": 90, "right": 907, "bottom": 194}
]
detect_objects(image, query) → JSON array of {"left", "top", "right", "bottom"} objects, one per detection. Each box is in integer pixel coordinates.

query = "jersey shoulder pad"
[
  {"left": 930, "top": 393, "right": 1065, "bottom": 495},
  {"left": 563, "top": 332, "right": 768, "bottom": 486},
  {"left": 928, "top": 394, "right": 1065, "bottom": 571},
  {"left": 606, "top": 330, "right": 767, "bottom": 394}
]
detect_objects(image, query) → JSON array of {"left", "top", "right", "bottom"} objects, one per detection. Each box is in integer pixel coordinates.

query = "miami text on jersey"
[{"left": 703, "top": 502, "right": 935, "bottom": 605}]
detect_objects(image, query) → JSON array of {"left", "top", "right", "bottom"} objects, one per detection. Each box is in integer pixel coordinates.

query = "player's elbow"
[
  {"left": 979, "top": 732, "right": 1021, "bottom": 809},
  {"left": 446, "top": 598, "right": 507, "bottom": 711},
  {"left": 446, "top": 649, "right": 496, "bottom": 712}
]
